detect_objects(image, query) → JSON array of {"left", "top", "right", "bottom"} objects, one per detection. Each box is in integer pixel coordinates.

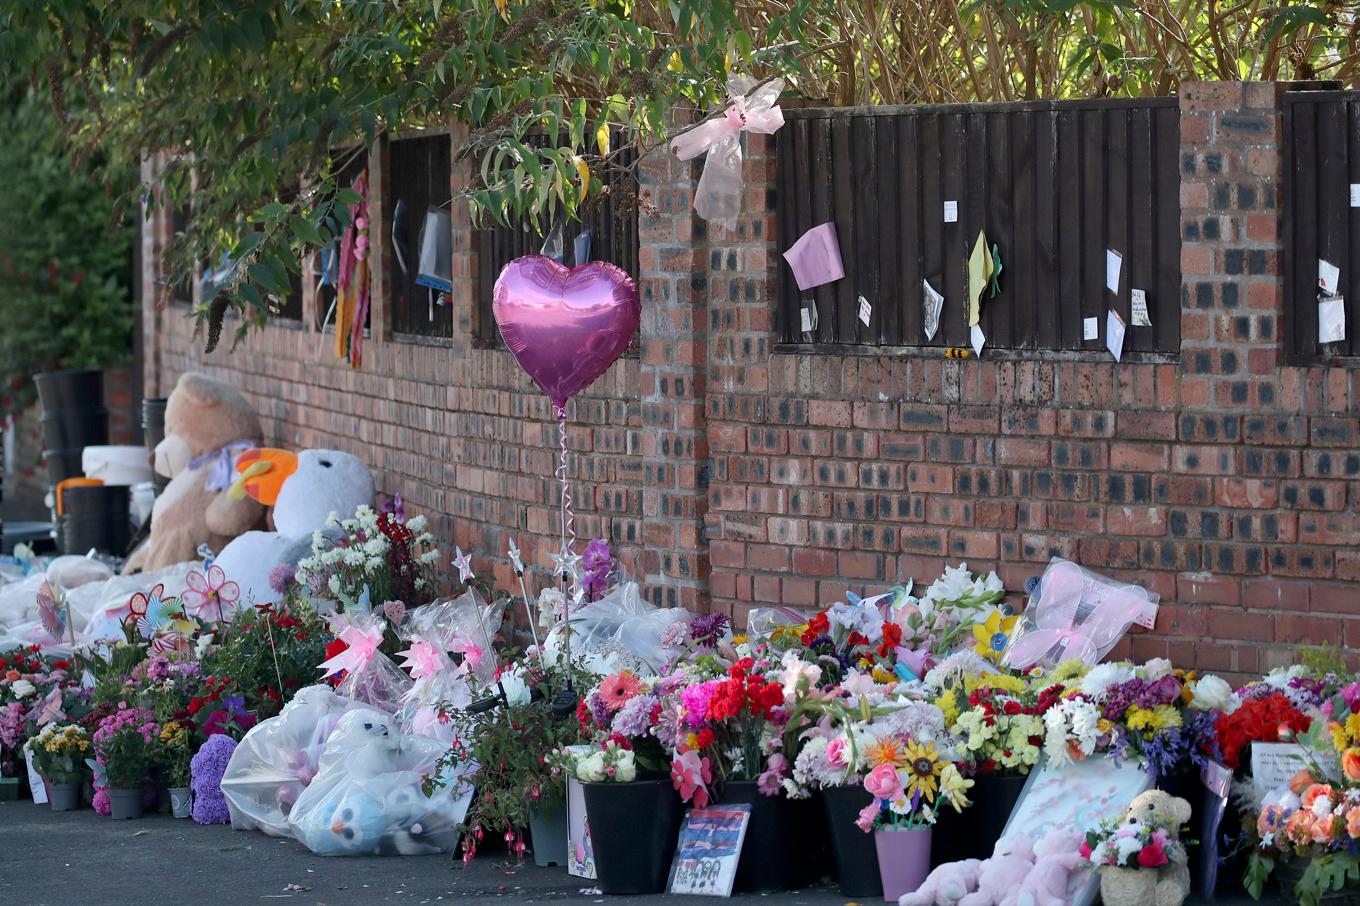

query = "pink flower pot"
[{"left": 874, "top": 826, "right": 932, "bottom": 901}]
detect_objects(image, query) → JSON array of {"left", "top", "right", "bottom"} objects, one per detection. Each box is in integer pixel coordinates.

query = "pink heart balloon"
[{"left": 493, "top": 255, "right": 640, "bottom": 414}]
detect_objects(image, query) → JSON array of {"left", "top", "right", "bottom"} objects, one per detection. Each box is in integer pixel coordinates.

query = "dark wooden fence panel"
[
  {"left": 1284, "top": 90, "right": 1360, "bottom": 362},
  {"left": 475, "top": 147, "right": 639, "bottom": 345},
  {"left": 387, "top": 133, "right": 454, "bottom": 338},
  {"left": 775, "top": 99, "right": 1182, "bottom": 354}
]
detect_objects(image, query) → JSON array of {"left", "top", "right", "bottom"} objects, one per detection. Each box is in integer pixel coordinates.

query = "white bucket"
[{"left": 82, "top": 445, "right": 154, "bottom": 486}]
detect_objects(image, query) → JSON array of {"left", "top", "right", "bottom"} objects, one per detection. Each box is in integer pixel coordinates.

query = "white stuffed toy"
[{"left": 212, "top": 448, "right": 375, "bottom": 608}]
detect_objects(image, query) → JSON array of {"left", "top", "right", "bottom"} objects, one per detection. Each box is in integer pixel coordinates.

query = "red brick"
[
  {"left": 1111, "top": 442, "right": 1169, "bottom": 472},
  {"left": 1175, "top": 573, "right": 1241, "bottom": 606}
]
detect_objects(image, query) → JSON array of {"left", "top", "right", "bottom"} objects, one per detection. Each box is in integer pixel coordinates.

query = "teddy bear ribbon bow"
[
  {"left": 670, "top": 75, "right": 785, "bottom": 231},
  {"left": 318, "top": 622, "right": 384, "bottom": 678},
  {"left": 189, "top": 439, "right": 259, "bottom": 492}
]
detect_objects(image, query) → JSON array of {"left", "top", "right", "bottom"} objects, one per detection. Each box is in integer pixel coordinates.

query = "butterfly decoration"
[
  {"left": 37, "top": 580, "right": 67, "bottom": 643},
  {"left": 126, "top": 584, "right": 195, "bottom": 644},
  {"left": 86, "top": 757, "right": 107, "bottom": 791},
  {"left": 336, "top": 584, "right": 373, "bottom": 616}
]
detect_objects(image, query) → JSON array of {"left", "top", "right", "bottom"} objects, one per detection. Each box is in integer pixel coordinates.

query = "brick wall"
[{"left": 143, "top": 83, "right": 1360, "bottom": 679}]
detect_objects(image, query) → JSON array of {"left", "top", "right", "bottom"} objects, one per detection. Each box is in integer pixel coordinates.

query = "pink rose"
[
  {"left": 1079, "top": 842, "right": 1093, "bottom": 859},
  {"left": 826, "top": 737, "right": 849, "bottom": 769},
  {"left": 1137, "top": 841, "right": 1168, "bottom": 868},
  {"left": 864, "top": 763, "right": 904, "bottom": 802},
  {"left": 855, "top": 802, "right": 879, "bottom": 833}
]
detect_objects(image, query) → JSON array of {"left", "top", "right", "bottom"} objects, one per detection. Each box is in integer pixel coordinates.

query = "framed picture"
[
  {"left": 1003, "top": 755, "right": 1155, "bottom": 906},
  {"left": 565, "top": 776, "right": 596, "bottom": 879},
  {"left": 669, "top": 805, "right": 752, "bottom": 897}
]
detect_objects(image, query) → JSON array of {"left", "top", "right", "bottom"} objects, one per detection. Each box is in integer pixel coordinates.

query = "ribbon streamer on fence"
[{"left": 555, "top": 413, "right": 577, "bottom": 580}]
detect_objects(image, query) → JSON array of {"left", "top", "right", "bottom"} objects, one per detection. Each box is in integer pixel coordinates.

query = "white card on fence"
[
  {"left": 923, "top": 280, "right": 944, "bottom": 340},
  {"left": 1131, "top": 289, "right": 1151, "bottom": 327},
  {"left": 971, "top": 323, "right": 986, "bottom": 356},
  {"left": 669, "top": 805, "right": 752, "bottom": 896},
  {"left": 1351, "top": 184, "right": 1360, "bottom": 207},
  {"left": 799, "top": 301, "right": 818, "bottom": 334},
  {"left": 1105, "top": 249, "right": 1123, "bottom": 294},
  {"left": 1106, "top": 309, "right": 1126, "bottom": 362},
  {"left": 1319, "top": 296, "right": 1346, "bottom": 344},
  {"left": 1320, "top": 259, "right": 1341, "bottom": 295},
  {"left": 1251, "top": 742, "right": 1309, "bottom": 797},
  {"left": 857, "top": 295, "right": 872, "bottom": 327},
  {"left": 1083, "top": 316, "right": 1099, "bottom": 340},
  {"left": 943, "top": 200, "right": 958, "bottom": 223}
]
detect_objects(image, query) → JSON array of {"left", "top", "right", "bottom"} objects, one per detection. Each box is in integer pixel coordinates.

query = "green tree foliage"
[
  {"left": 0, "top": 80, "right": 135, "bottom": 417},
  {"left": 1, "top": 0, "right": 1351, "bottom": 349}
]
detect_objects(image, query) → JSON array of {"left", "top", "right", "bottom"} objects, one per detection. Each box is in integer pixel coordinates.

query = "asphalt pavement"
[{"left": 0, "top": 800, "right": 1274, "bottom": 905}]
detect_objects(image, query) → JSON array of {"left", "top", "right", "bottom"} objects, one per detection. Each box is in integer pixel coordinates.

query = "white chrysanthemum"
[
  {"left": 923, "top": 650, "right": 994, "bottom": 689},
  {"left": 406, "top": 514, "right": 428, "bottom": 532},
  {"left": 1078, "top": 663, "right": 1136, "bottom": 702},
  {"left": 1140, "top": 658, "right": 1173, "bottom": 680}
]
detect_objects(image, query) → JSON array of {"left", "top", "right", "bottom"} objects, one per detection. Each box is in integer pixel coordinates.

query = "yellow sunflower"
[
  {"left": 972, "top": 609, "right": 1019, "bottom": 664},
  {"left": 864, "top": 736, "right": 908, "bottom": 768},
  {"left": 902, "top": 740, "right": 944, "bottom": 801}
]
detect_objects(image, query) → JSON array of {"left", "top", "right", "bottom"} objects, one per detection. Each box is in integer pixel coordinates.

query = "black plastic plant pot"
[
  {"left": 581, "top": 779, "right": 684, "bottom": 895},
  {"left": 822, "top": 784, "right": 883, "bottom": 898},
  {"left": 931, "top": 771, "right": 1028, "bottom": 866},
  {"left": 717, "top": 779, "right": 823, "bottom": 892},
  {"left": 34, "top": 368, "right": 105, "bottom": 413},
  {"left": 43, "top": 447, "right": 85, "bottom": 485},
  {"left": 60, "top": 485, "right": 131, "bottom": 555}
]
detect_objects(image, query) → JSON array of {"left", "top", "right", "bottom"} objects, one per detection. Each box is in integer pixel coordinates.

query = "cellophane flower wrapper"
[
  {"left": 220, "top": 684, "right": 363, "bottom": 837},
  {"left": 325, "top": 612, "right": 413, "bottom": 713},
  {"left": 1003, "top": 557, "right": 1159, "bottom": 671},
  {"left": 543, "top": 580, "right": 692, "bottom": 674},
  {"left": 399, "top": 590, "right": 503, "bottom": 690},
  {"left": 287, "top": 708, "right": 474, "bottom": 856}
]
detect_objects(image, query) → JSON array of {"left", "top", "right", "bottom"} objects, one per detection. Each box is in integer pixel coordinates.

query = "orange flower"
[
  {"left": 1285, "top": 811, "right": 1317, "bottom": 846},
  {"left": 863, "top": 736, "right": 907, "bottom": 768},
  {"left": 1342, "top": 749, "right": 1360, "bottom": 782},
  {"left": 3, "top": 670, "right": 18, "bottom": 682},
  {"left": 1346, "top": 808, "right": 1360, "bottom": 840},
  {"left": 1301, "top": 784, "right": 1337, "bottom": 811},
  {"left": 1311, "top": 814, "right": 1340, "bottom": 845},
  {"left": 1290, "top": 769, "right": 1318, "bottom": 795}
]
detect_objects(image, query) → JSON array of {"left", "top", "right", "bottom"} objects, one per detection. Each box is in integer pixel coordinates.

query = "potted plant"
[
  {"left": 25, "top": 723, "right": 90, "bottom": 810},
  {"left": 1087, "top": 807, "right": 1191, "bottom": 906},
  {"left": 559, "top": 669, "right": 683, "bottom": 895},
  {"left": 856, "top": 737, "right": 972, "bottom": 900},
  {"left": 92, "top": 705, "right": 158, "bottom": 819},
  {"left": 154, "top": 720, "right": 195, "bottom": 817},
  {"left": 0, "top": 700, "right": 27, "bottom": 800}
]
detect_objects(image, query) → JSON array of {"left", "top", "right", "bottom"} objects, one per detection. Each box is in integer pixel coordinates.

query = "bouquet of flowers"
[
  {"left": 667, "top": 656, "right": 788, "bottom": 807},
  {"left": 1084, "top": 813, "right": 1188, "bottom": 869},
  {"left": 25, "top": 723, "right": 90, "bottom": 784},
  {"left": 200, "top": 602, "right": 331, "bottom": 719},
  {"left": 893, "top": 563, "right": 1009, "bottom": 661},
  {"left": 92, "top": 705, "right": 158, "bottom": 789},
  {"left": 573, "top": 669, "right": 668, "bottom": 772},
  {"left": 1214, "top": 692, "right": 1311, "bottom": 772},
  {"left": 152, "top": 719, "right": 194, "bottom": 788},
  {"left": 1088, "top": 660, "right": 1217, "bottom": 779},
  {"left": 855, "top": 732, "right": 971, "bottom": 832},
  {"left": 948, "top": 672, "right": 1062, "bottom": 775},
  {"left": 294, "top": 505, "right": 438, "bottom": 608}
]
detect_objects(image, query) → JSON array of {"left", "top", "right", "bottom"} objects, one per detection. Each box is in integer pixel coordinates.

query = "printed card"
[{"left": 670, "top": 805, "right": 752, "bottom": 896}]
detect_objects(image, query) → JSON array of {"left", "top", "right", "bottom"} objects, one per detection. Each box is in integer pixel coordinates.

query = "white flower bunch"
[{"left": 1043, "top": 697, "right": 1104, "bottom": 767}]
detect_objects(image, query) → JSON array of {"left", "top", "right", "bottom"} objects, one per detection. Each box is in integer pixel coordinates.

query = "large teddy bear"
[
  {"left": 124, "top": 373, "right": 266, "bottom": 573},
  {"left": 903, "top": 835, "right": 1037, "bottom": 906}
]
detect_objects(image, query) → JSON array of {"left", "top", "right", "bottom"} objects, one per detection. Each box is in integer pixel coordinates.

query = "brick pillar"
[
  {"left": 446, "top": 118, "right": 478, "bottom": 358},
  {"left": 637, "top": 144, "right": 711, "bottom": 611},
  {"left": 1178, "top": 82, "right": 1293, "bottom": 410}
]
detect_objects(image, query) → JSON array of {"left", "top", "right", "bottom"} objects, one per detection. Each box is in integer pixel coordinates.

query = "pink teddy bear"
[
  {"left": 1003, "top": 830, "right": 1089, "bottom": 906},
  {"left": 956, "top": 835, "right": 1037, "bottom": 906},
  {"left": 897, "top": 859, "right": 984, "bottom": 906}
]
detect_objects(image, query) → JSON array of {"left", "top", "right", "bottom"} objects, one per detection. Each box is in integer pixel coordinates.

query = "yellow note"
[{"left": 967, "top": 230, "right": 991, "bottom": 326}]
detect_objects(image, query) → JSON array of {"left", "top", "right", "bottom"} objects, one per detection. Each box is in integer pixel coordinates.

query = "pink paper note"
[{"left": 783, "top": 222, "right": 845, "bottom": 292}]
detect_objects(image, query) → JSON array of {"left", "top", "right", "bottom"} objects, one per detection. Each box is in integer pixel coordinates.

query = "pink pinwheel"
[
  {"left": 397, "top": 639, "right": 452, "bottom": 680},
  {"left": 671, "top": 748, "right": 714, "bottom": 808},
  {"left": 183, "top": 565, "right": 240, "bottom": 622},
  {"left": 34, "top": 686, "right": 64, "bottom": 727},
  {"left": 318, "top": 619, "right": 384, "bottom": 678}
]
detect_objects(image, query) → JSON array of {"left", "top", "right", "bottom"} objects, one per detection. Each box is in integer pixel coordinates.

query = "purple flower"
[
  {"left": 680, "top": 681, "right": 721, "bottom": 728},
  {"left": 268, "top": 562, "right": 297, "bottom": 596},
  {"left": 581, "top": 538, "right": 613, "bottom": 600},
  {"left": 689, "top": 613, "right": 730, "bottom": 648},
  {"left": 757, "top": 753, "right": 789, "bottom": 796},
  {"left": 612, "top": 694, "right": 659, "bottom": 738},
  {"left": 1342, "top": 682, "right": 1360, "bottom": 713},
  {"left": 586, "top": 692, "right": 611, "bottom": 730}
]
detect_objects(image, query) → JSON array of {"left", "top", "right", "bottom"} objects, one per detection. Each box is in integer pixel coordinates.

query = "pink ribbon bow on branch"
[
  {"left": 671, "top": 76, "right": 785, "bottom": 232},
  {"left": 397, "top": 639, "right": 453, "bottom": 681},
  {"left": 318, "top": 620, "right": 384, "bottom": 678}
]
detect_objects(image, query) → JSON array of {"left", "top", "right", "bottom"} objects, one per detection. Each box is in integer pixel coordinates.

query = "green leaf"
[{"left": 289, "top": 215, "right": 325, "bottom": 246}]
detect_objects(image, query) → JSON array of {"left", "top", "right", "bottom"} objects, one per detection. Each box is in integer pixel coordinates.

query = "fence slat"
[
  {"left": 899, "top": 115, "right": 924, "bottom": 345},
  {"left": 1291, "top": 100, "right": 1321, "bottom": 357},
  {"left": 1033, "top": 111, "right": 1060, "bottom": 350},
  {"left": 942, "top": 112, "right": 968, "bottom": 348},
  {"left": 1127, "top": 107, "right": 1154, "bottom": 354},
  {"left": 1349, "top": 100, "right": 1360, "bottom": 358},
  {"left": 1057, "top": 109, "right": 1084, "bottom": 350},
  {"left": 1318, "top": 98, "right": 1350, "bottom": 357},
  {"left": 811, "top": 117, "right": 837, "bottom": 344},
  {"left": 1152, "top": 104, "right": 1181, "bottom": 354},
  {"left": 921, "top": 112, "right": 944, "bottom": 347},
  {"left": 874, "top": 115, "right": 899, "bottom": 346},
  {"left": 833, "top": 117, "right": 859, "bottom": 343}
]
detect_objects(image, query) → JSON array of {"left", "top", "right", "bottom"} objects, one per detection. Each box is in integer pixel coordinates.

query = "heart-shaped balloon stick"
[
  {"left": 493, "top": 254, "right": 640, "bottom": 623},
  {"left": 493, "top": 255, "right": 640, "bottom": 416}
]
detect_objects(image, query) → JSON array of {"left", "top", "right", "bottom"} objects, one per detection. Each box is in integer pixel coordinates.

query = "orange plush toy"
[{"left": 123, "top": 373, "right": 268, "bottom": 573}]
